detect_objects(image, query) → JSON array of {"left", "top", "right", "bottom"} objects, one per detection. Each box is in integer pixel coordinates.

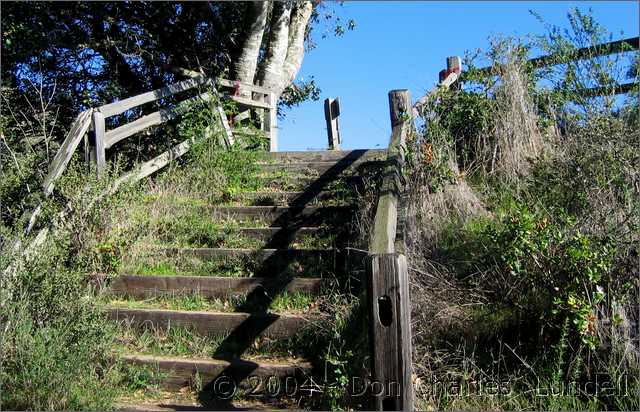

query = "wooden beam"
[
  {"left": 324, "top": 98, "right": 341, "bottom": 150},
  {"left": 367, "top": 253, "right": 414, "bottom": 411},
  {"left": 99, "top": 76, "right": 210, "bottom": 118},
  {"left": 265, "top": 93, "right": 278, "bottom": 152},
  {"left": 472, "top": 36, "right": 639, "bottom": 77},
  {"left": 92, "top": 110, "right": 106, "bottom": 175},
  {"left": 112, "top": 138, "right": 193, "bottom": 190},
  {"left": 217, "top": 78, "right": 273, "bottom": 95},
  {"left": 42, "top": 109, "right": 93, "bottom": 196},
  {"left": 229, "top": 95, "right": 272, "bottom": 110},
  {"left": 104, "top": 92, "right": 212, "bottom": 149}
]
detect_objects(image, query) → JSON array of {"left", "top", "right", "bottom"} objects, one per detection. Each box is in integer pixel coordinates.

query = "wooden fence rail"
[
  {"left": 468, "top": 36, "right": 639, "bottom": 97},
  {"left": 42, "top": 77, "right": 275, "bottom": 199}
]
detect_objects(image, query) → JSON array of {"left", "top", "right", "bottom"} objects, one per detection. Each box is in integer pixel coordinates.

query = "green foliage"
[{"left": 0, "top": 232, "right": 118, "bottom": 410}]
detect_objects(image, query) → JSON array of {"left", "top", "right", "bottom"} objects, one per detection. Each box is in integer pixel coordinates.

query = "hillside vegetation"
[{"left": 406, "top": 10, "right": 639, "bottom": 410}]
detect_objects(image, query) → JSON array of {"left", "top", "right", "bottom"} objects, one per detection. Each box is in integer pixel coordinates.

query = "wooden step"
[
  {"left": 208, "top": 205, "right": 354, "bottom": 224},
  {"left": 101, "top": 274, "right": 323, "bottom": 299},
  {"left": 120, "top": 353, "right": 312, "bottom": 391},
  {"left": 257, "top": 175, "right": 363, "bottom": 190},
  {"left": 107, "top": 308, "right": 308, "bottom": 338},
  {"left": 237, "top": 226, "right": 324, "bottom": 241},
  {"left": 259, "top": 159, "right": 384, "bottom": 175},
  {"left": 266, "top": 149, "right": 386, "bottom": 163},
  {"left": 236, "top": 191, "right": 338, "bottom": 205},
  {"left": 160, "top": 247, "right": 336, "bottom": 262}
]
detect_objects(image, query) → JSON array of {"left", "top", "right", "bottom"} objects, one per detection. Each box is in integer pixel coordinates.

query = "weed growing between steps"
[
  {"left": 406, "top": 10, "right": 639, "bottom": 411},
  {"left": 102, "top": 290, "right": 317, "bottom": 314}
]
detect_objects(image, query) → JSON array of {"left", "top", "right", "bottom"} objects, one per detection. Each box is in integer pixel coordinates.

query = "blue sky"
[{"left": 277, "top": 1, "right": 639, "bottom": 151}]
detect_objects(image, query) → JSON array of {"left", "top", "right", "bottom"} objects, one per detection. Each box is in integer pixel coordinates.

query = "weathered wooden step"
[
  {"left": 208, "top": 206, "right": 354, "bottom": 224},
  {"left": 266, "top": 149, "right": 386, "bottom": 163},
  {"left": 102, "top": 274, "right": 323, "bottom": 299},
  {"left": 107, "top": 308, "right": 307, "bottom": 338},
  {"left": 237, "top": 191, "right": 338, "bottom": 205},
  {"left": 257, "top": 175, "right": 363, "bottom": 190},
  {"left": 120, "top": 353, "right": 312, "bottom": 391},
  {"left": 237, "top": 226, "right": 323, "bottom": 240},
  {"left": 160, "top": 247, "right": 335, "bottom": 262},
  {"left": 258, "top": 160, "right": 385, "bottom": 175}
]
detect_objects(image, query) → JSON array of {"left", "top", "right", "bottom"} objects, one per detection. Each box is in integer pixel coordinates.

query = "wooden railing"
[
  {"left": 367, "top": 57, "right": 463, "bottom": 411},
  {"left": 42, "top": 77, "right": 276, "bottom": 197},
  {"left": 467, "top": 36, "right": 639, "bottom": 97},
  {"left": 367, "top": 89, "right": 414, "bottom": 411}
]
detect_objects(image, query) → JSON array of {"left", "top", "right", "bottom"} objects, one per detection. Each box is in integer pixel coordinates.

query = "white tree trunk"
[
  {"left": 234, "top": 1, "right": 270, "bottom": 92},
  {"left": 282, "top": 1, "right": 313, "bottom": 88},
  {"left": 258, "top": 2, "right": 292, "bottom": 95}
]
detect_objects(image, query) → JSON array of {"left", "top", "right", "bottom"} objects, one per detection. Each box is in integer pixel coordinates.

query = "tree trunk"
[
  {"left": 282, "top": 1, "right": 313, "bottom": 88},
  {"left": 257, "top": 2, "right": 292, "bottom": 94},
  {"left": 234, "top": 1, "right": 270, "bottom": 92}
]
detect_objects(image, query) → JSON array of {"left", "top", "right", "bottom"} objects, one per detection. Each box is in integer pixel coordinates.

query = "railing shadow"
[{"left": 198, "top": 150, "right": 378, "bottom": 409}]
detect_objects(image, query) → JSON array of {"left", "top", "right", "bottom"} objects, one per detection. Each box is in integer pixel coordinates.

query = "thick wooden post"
[
  {"left": 447, "top": 56, "right": 462, "bottom": 90},
  {"left": 324, "top": 97, "right": 341, "bottom": 150},
  {"left": 366, "top": 88, "right": 414, "bottom": 411},
  {"left": 91, "top": 110, "right": 106, "bottom": 175},
  {"left": 265, "top": 92, "right": 278, "bottom": 152},
  {"left": 367, "top": 253, "right": 414, "bottom": 411}
]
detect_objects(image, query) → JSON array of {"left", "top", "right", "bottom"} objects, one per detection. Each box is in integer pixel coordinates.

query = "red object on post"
[{"left": 233, "top": 80, "right": 241, "bottom": 96}]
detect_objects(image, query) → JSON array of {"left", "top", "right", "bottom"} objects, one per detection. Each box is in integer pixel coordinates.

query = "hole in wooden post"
[{"left": 378, "top": 295, "right": 393, "bottom": 326}]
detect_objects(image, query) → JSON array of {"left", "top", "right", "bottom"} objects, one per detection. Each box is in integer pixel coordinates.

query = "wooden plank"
[
  {"left": 259, "top": 159, "right": 384, "bottom": 174},
  {"left": 576, "top": 81, "right": 637, "bottom": 97},
  {"left": 112, "top": 138, "right": 192, "bottom": 190},
  {"left": 370, "top": 90, "right": 411, "bottom": 254},
  {"left": 215, "top": 100, "right": 235, "bottom": 147},
  {"left": 267, "top": 93, "right": 278, "bottom": 152},
  {"left": 229, "top": 95, "right": 271, "bottom": 110},
  {"left": 324, "top": 98, "right": 341, "bottom": 150},
  {"left": 217, "top": 78, "right": 273, "bottom": 95},
  {"left": 120, "top": 354, "right": 312, "bottom": 390},
  {"left": 473, "top": 36, "right": 639, "bottom": 76},
  {"left": 42, "top": 109, "right": 93, "bottom": 195},
  {"left": 367, "top": 253, "right": 414, "bottom": 411},
  {"left": 106, "top": 307, "right": 308, "bottom": 339},
  {"left": 160, "top": 247, "right": 335, "bottom": 262},
  {"left": 100, "top": 275, "right": 324, "bottom": 299},
  {"left": 266, "top": 149, "right": 387, "bottom": 162},
  {"left": 412, "top": 71, "right": 459, "bottom": 117},
  {"left": 92, "top": 110, "right": 106, "bottom": 175},
  {"left": 202, "top": 205, "right": 354, "bottom": 224},
  {"left": 104, "top": 92, "right": 211, "bottom": 149},
  {"left": 99, "top": 76, "right": 210, "bottom": 118}
]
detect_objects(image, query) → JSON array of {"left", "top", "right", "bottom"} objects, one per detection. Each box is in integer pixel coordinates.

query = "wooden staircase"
[{"left": 102, "top": 149, "right": 385, "bottom": 410}]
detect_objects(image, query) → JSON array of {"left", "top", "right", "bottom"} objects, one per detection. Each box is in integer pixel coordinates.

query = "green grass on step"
[
  {"left": 119, "top": 250, "right": 342, "bottom": 278},
  {"left": 113, "top": 324, "right": 310, "bottom": 360},
  {"left": 102, "top": 290, "right": 317, "bottom": 314}
]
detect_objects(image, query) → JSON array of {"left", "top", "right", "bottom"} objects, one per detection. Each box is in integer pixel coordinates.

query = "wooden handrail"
[
  {"left": 42, "top": 109, "right": 93, "bottom": 196},
  {"left": 470, "top": 36, "right": 639, "bottom": 77},
  {"left": 99, "top": 76, "right": 210, "bottom": 118},
  {"left": 38, "top": 77, "right": 275, "bottom": 229},
  {"left": 366, "top": 89, "right": 414, "bottom": 411}
]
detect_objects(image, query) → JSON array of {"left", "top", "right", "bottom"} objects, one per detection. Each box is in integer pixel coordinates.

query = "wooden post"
[
  {"left": 447, "top": 56, "right": 462, "bottom": 90},
  {"left": 388, "top": 90, "right": 410, "bottom": 131},
  {"left": 91, "top": 110, "right": 106, "bottom": 175},
  {"left": 367, "top": 253, "right": 414, "bottom": 411},
  {"left": 366, "top": 88, "right": 414, "bottom": 411},
  {"left": 265, "top": 92, "right": 278, "bottom": 152},
  {"left": 324, "top": 97, "right": 341, "bottom": 150}
]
